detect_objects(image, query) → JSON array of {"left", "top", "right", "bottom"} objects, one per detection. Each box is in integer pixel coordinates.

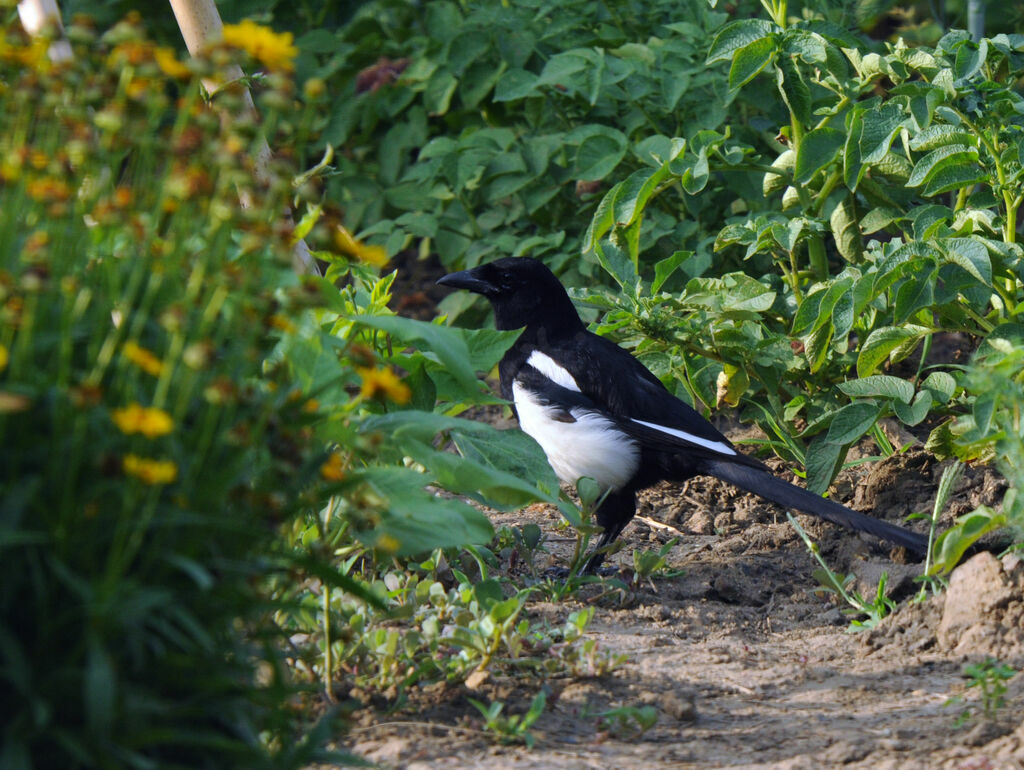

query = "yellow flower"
[
  {"left": 0, "top": 344, "right": 7, "bottom": 372},
  {"left": 320, "top": 451, "right": 346, "bottom": 482},
  {"left": 357, "top": 366, "right": 411, "bottom": 404},
  {"left": 334, "top": 225, "right": 389, "bottom": 268},
  {"left": 221, "top": 20, "right": 298, "bottom": 72},
  {"left": 123, "top": 454, "right": 178, "bottom": 485},
  {"left": 122, "top": 341, "right": 164, "bottom": 377},
  {"left": 111, "top": 403, "right": 174, "bottom": 438},
  {"left": 154, "top": 47, "right": 191, "bottom": 80},
  {"left": 375, "top": 533, "right": 400, "bottom": 553}
]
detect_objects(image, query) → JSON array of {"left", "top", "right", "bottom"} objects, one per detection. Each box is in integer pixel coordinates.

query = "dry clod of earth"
[{"left": 343, "top": 440, "right": 1024, "bottom": 769}]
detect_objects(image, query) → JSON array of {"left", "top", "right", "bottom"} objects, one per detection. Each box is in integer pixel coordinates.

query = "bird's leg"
[{"left": 580, "top": 487, "right": 636, "bottom": 575}]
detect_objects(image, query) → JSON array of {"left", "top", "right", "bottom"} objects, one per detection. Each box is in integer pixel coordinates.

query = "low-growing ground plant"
[{"left": 944, "top": 658, "right": 1018, "bottom": 726}]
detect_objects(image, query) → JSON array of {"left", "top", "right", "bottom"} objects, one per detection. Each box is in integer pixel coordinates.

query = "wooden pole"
[
  {"left": 167, "top": 0, "right": 319, "bottom": 276},
  {"left": 17, "top": 0, "right": 73, "bottom": 61}
]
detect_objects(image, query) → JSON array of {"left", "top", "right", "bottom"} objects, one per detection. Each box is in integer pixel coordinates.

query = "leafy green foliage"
[
  {"left": 0, "top": 19, "right": 349, "bottom": 768},
  {"left": 470, "top": 690, "right": 547, "bottom": 748},
  {"left": 945, "top": 658, "right": 1018, "bottom": 726},
  {"left": 581, "top": 12, "right": 1024, "bottom": 500}
]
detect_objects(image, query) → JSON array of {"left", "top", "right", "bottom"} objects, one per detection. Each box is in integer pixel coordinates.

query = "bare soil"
[{"left": 343, "top": 442, "right": 1024, "bottom": 769}]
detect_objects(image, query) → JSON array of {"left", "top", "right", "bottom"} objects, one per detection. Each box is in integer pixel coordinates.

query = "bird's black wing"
[{"left": 538, "top": 331, "right": 767, "bottom": 470}]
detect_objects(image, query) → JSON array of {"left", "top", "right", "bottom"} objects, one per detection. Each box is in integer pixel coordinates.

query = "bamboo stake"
[
  {"left": 17, "top": 0, "right": 73, "bottom": 61},
  {"left": 167, "top": 0, "right": 319, "bottom": 276}
]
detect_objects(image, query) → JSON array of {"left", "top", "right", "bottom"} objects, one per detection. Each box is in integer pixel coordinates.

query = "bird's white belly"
[{"left": 512, "top": 382, "right": 640, "bottom": 492}]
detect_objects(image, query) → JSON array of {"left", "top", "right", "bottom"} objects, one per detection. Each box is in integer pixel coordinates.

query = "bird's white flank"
[
  {"left": 526, "top": 350, "right": 580, "bottom": 392},
  {"left": 630, "top": 418, "right": 737, "bottom": 456},
  {"left": 513, "top": 382, "right": 639, "bottom": 491}
]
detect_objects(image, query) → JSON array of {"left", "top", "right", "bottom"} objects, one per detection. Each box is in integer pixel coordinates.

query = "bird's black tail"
[{"left": 701, "top": 458, "right": 928, "bottom": 555}]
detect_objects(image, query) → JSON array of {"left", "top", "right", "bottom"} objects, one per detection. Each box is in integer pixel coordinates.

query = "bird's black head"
[{"left": 437, "top": 257, "right": 583, "bottom": 334}]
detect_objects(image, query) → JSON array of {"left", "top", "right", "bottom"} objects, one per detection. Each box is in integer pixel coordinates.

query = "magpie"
[{"left": 437, "top": 256, "right": 928, "bottom": 571}]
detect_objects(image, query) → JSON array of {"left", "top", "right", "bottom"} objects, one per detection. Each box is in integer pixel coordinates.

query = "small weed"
[
  {"left": 589, "top": 705, "right": 659, "bottom": 739},
  {"left": 788, "top": 514, "right": 895, "bottom": 631},
  {"left": 944, "top": 658, "right": 1017, "bottom": 726},
  {"left": 630, "top": 538, "right": 685, "bottom": 588},
  {"left": 469, "top": 690, "right": 547, "bottom": 747}
]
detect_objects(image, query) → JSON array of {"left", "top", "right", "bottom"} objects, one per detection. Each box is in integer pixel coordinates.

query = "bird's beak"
[{"left": 436, "top": 268, "right": 494, "bottom": 295}]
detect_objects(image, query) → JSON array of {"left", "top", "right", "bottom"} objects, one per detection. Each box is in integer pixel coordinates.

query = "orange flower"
[
  {"left": 221, "top": 20, "right": 297, "bottom": 72},
  {"left": 111, "top": 403, "right": 174, "bottom": 438},
  {"left": 334, "top": 225, "right": 388, "bottom": 268},
  {"left": 357, "top": 366, "right": 411, "bottom": 404},
  {"left": 123, "top": 454, "right": 178, "bottom": 485},
  {"left": 320, "top": 451, "right": 346, "bottom": 482}
]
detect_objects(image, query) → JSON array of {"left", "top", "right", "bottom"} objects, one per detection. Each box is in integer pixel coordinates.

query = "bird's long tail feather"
[{"left": 701, "top": 459, "right": 928, "bottom": 555}]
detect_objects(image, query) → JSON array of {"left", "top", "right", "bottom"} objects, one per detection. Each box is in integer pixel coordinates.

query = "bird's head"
[{"left": 437, "top": 257, "right": 582, "bottom": 333}]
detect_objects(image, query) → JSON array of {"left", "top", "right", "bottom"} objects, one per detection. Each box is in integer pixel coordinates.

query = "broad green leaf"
[
  {"left": 859, "top": 206, "right": 900, "bottom": 234},
  {"left": 843, "top": 109, "right": 865, "bottom": 190},
  {"left": 355, "top": 467, "right": 494, "bottom": 554},
  {"left": 922, "top": 163, "right": 986, "bottom": 196},
  {"left": 921, "top": 371, "right": 956, "bottom": 403},
  {"left": 353, "top": 315, "right": 482, "bottom": 395},
  {"left": 493, "top": 68, "right": 538, "bottom": 101},
  {"left": 707, "top": 19, "right": 776, "bottom": 64},
  {"left": 575, "top": 129, "right": 628, "bottom": 181},
  {"left": 652, "top": 251, "right": 691, "bottom": 293},
  {"left": 837, "top": 375, "right": 915, "bottom": 403},
  {"left": 613, "top": 165, "right": 671, "bottom": 228},
  {"left": 953, "top": 39, "right": 987, "bottom": 82},
  {"left": 830, "top": 196, "right": 863, "bottom": 263},
  {"left": 826, "top": 401, "right": 882, "bottom": 444},
  {"left": 928, "top": 506, "right": 1006, "bottom": 576},
  {"left": 909, "top": 124, "right": 976, "bottom": 151},
  {"left": 942, "top": 237, "right": 992, "bottom": 286},
  {"left": 583, "top": 182, "right": 619, "bottom": 253},
  {"left": 893, "top": 268, "right": 936, "bottom": 323},
  {"left": 893, "top": 390, "right": 931, "bottom": 426},
  {"left": 805, "top": 433, "right": 846, "bottom": 495},
  {"left": 729, "top": 36, "right": 777, "bottom": 90},
  {"left": 777, "top": 56, "right": 812, "bottom": 127},
  {"left": 856, "top": 325, "right": 929, "bottom": 377},
  {"left": 858, "top": 102, "right": 904, "bottom": 164},
  {"left": 794, "top": 127, "right": 844, "bottom": 184},
  {"left": 906, "top": 144, "right": 979, "bottom": 188}
]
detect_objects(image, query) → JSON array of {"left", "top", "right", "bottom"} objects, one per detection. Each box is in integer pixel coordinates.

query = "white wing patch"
[
  {"left": 631, "top": 418, "right": 737, "bottom": 456},
  {"left": 513, "top": 381, "right": 638, "bottom": 492},
  {"left": 526, "top": 350, "right": 580, "bottom": 392}
]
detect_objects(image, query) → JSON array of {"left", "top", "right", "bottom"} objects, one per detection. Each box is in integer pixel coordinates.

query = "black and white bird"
[{"left": 437, "top": 257, "right": 928, "bottom": 571}]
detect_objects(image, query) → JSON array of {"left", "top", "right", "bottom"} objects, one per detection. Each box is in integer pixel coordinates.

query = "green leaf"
[
  {"left": 574, "top": 129, "right": 628, "bottom": 181},
  {"left": 493, "top": 68, "right": 538, "bottom": 101},
  {"left": 728, "top": 36, "right": 777, "bottom": 90},
  {"left": 353, "top": 315, "right": 488, "bottom": 396},
  {"left": 929, "top": 506, "right": 1006, "bottom": 576},
  {"left": 942, "top": 237, "right": 992, "bottom": 286},
  {"left": 909, "top": 124, "right": 977, "bottom": 151},
  {"left": 826, "top": 401, "right": 882, "bottom": 444},
  {"left": 856, "top": 325, "right": 929, "bottom": 377},
  {"left": 805, "top": 433, "right": 845, "bottom": 495},
  {"left": 922, "top": 163, "right": 986, "bottom": 196},
  {"left": 355, "top": 467, "right": 494, "bottom": 554},
  {"left": 893, "top": 390, "right": 931, "bottom": 426},
  {"left": 794, "top": 127, "right": 844, "bottom": 184},
  {"left": 706, "top": 19, "right": 776, "bottom": 64},
  {"left": 830, "top": 196, "right": 863, "bottom": 263},
  {"left": 652, "top": 251, "right": 691, "bottom": 293},
  {"left": 837, "top": 375, "right": 914, "bottom": 403},
  {"left": 953, "top": 39, "right": 987, "bottom": 82},
  {"left": 858, "top": 102, "right": 905, "bottom": 164},
  {"left": 907, "top": 144, "right": 979, "bottom": 188},
  {"left": 921, "top": 371, "right": 956, "bottom": 403},
  {"left": 777, "top": 56, "right": 812, "bottom": 127}
]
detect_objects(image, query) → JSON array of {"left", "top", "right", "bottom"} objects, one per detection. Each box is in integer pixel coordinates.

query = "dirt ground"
[{"left": 343, "top": 440, "right": 1024, "bottom": 769}]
